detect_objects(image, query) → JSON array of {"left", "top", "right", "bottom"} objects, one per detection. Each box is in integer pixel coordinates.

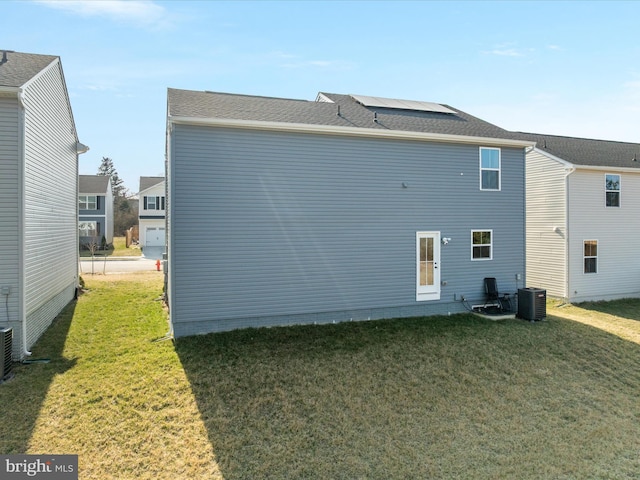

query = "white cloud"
[
  {"left": 484, "top": 48, "right": 523, "bottom": 57},
  {"left": 34, "top": 0, "right": 171, "bottom": 29},
  {"left": 482, "top": 43, "right": 541, "bottom": 58}
]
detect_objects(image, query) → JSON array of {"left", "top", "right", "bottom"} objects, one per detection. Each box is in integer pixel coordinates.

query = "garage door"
[{"left": 146, "top": 227, "right": 165, "bottom": 246}]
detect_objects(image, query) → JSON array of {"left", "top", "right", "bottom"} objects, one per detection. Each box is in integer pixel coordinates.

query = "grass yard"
[
  {"left": 79, "top": 236, "right": 142, "bottom": 258},
  {"left": 1, "top": 276, "right": 639, "bottom": 479},
  {"left": 0, "top": 273, "right": 220, "bottom": 479}
]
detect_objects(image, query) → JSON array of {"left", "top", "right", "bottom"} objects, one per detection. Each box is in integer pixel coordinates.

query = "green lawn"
[
  {"left": 1, "top": 276, "right": 639, "bottom": 479},
  {"left": 79, "top": 236, "right": 142, "bottom": 258}
]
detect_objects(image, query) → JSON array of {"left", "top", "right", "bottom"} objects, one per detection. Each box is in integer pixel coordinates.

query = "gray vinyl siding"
[
  {"left": 0, "top": 96, "right": 21, "bottom": 353},
  {"left": 567, "top": 169, "right": 640, "bottom": 302},
  {"left": 21, "top": 61, "right": 78, "bottom": 350},
  {"left": 525, "top": 150, "right": 568, "bottom": 297},
  {"left": 169, "top": 125, "right": 526, "bottom": 336}
]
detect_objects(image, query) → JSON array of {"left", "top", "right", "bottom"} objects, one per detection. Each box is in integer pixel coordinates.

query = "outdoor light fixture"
[{"left": 442, "top": 237, "right": 451, "bottom": 245}]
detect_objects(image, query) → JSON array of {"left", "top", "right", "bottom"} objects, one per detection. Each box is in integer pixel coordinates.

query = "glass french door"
[{"left": 416, "top": 232, "right": 441, "bottom": 301}]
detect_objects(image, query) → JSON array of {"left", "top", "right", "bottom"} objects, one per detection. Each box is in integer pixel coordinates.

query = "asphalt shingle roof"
[
  {"left": 515, "top": 132, "right": 640, "bottom": 169},
  {"left": 167, "top": 88, "right": 520, "bottom": 141},
  {"left": 79, "top": 175, "right": 110, "bottom": 194},
  {"left": 139, "top": 176, "right": 164, "bottom": 192},
  {"left": 0, "top": 50, "right": 57, "bottom": 88}
]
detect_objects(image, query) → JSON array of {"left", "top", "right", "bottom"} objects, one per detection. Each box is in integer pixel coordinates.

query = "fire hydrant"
[{"left": 155, "top": 259, "right": 161, "bottom": 271}]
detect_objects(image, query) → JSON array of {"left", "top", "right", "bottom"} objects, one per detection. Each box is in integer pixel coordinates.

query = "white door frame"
[{"left": 416, "top": 231, "right": 441, "bottom": 301}]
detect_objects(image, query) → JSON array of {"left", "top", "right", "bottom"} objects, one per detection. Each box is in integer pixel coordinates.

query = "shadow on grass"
[
  {"left": 175, "top": 313, "right": 640, "bottom": 479},
  {"left": 572, "top": 297, "right": 640, "bottom": 322},
  {"left": 0, "top": 301, "right": 77, "bottom": 454}
]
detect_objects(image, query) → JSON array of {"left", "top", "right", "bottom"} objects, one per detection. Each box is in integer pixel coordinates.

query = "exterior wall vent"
[{"left": 0, "top": 327, "right": 13, "bottom": 381}]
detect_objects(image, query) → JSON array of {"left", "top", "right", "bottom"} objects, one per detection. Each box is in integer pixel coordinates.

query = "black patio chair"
[{"left": 484, "top": 277, "right": 512, "bottom": 313}]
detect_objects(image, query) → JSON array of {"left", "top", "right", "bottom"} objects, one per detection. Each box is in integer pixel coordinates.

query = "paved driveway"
[
  {"left": 141, "top": 246, "right": 165, "bottom": 260},
  {"left": 79, "top": 256, "right": 163, "bottom": 275}
]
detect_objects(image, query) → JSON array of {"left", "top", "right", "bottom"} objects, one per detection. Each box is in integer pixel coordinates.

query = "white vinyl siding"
[
  {"left": 21, "top": 60, "right": 78, "bottom": 349},
  {"left": 139, "top": 181, "right": 166, "bottom": 248},
  {"left": 525, "top": 149, "right": 568, "bottom": 298},
  {"left": 567, "top": 169, "right": 640, "bottom": 302},
  {"left": 139, "top": 182, "right": 166, "bottom": 217}
]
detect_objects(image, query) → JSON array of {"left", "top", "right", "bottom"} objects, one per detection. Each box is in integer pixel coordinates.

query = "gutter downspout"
[
  {"left": 17, "top": 89, "right": 31, "bottom": 357},
  {"left": 563, "top": 166, "right": 575, "bottom": 301}
]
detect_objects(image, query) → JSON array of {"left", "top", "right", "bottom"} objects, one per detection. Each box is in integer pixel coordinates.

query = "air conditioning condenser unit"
[{"left": 517, "top": 288, "right": 546, "bottom": 321}]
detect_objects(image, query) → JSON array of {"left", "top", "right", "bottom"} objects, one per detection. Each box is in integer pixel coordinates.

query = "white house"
[
  {"left": 0, "top": 50, "right": 88, "bottom": 359},
  {"left": 138, "top": 176, "right": 166, "bottom": 249},
  {"left": 521, "top": 132, "right": 640, "bottom": 302}
]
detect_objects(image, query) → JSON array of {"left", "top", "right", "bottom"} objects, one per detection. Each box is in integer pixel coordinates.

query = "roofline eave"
[
  {"left": 0, "top": 86, "right": 21, "bottom": 94},
  {"left": 573, "top": 164, "right": 640, "bottom": 173},
  {"left": 168, "top": 115, "right": 535, "bottom": 148},
  {"left": 138, "top": 182, "right": 166, "bottom": 196},
  {"left": 531, "top": 147, "right": 640, "bottom": 173}
]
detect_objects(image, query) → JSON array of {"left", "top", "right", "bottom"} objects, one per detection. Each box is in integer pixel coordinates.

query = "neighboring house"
[
  {"left": 138, "top": 176, "right": 166, "bottom": 248},
  {"left": 165, "top": 89, "right": 534, "bottom": 337},
  {"left": 519, "top": 132, "right": 640, "bottom": 302},
  {"left": 79, "top": 175, "right": 113, "bottom": 248},
  {"left": 0, "top": 50, "right": 88, "bottom": 359}
]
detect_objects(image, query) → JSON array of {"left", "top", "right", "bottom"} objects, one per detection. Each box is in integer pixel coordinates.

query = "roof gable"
[
  {"left": 139, "top": 176, "right": 164, "bottom": 192},
  {"left": 0, "top": 51, "right": 58, "bottom": 88},
  {"left": 79, "top": 175, "right": 111, "bottom": 194}
]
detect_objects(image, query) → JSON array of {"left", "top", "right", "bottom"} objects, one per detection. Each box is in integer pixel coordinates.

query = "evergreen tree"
[
  {"left": 97, "top": 157, "right": 138, "bottom": 236},
  {"left": 97, "top": 156, "right": 126, "bottom": 199}
]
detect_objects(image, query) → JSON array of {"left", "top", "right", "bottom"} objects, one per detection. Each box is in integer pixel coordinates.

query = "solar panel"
[{"left": 351, "top": 94, "right": 456, "bottom": 114}]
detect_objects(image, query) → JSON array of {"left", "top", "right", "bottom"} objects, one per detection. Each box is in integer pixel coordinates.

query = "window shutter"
[
  {"left": 97, "top": 196, "right": 100, "bottom": 210},
  {"left": 156, "top": 196, "right": 160, "bottom": 210},
  {"left": 144, "top": 196, "right": 147, "bottom": 209},
  {"left": 161, "top": 197, "right": 165, "bottom": 210}
]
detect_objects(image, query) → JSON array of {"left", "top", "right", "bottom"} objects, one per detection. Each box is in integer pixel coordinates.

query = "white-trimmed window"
[
  {"left": 605, "top": 174, "right": 620, "bottom": 207},
  {"left": 584, "top": 240, "right": 598, "bottom": 274},
  {"left": 144, "top": 195, "right": 165, "bottom": 211},
  {"left": 79, "top": 195, "right": 97, "bottom": 210},
  {"left": 480, "top": 147, "right": 501, "bottom": 191},
  {"left": 79, "top": 221, "right": 98, "bottom": 237},
  {"left": 472, "top": 230, "right": 493, "bottom": 260}
]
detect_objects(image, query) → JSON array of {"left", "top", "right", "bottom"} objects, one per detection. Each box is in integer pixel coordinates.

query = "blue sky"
[{"left": 3, "top": 1, "right": 639, "bottom": 193}]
